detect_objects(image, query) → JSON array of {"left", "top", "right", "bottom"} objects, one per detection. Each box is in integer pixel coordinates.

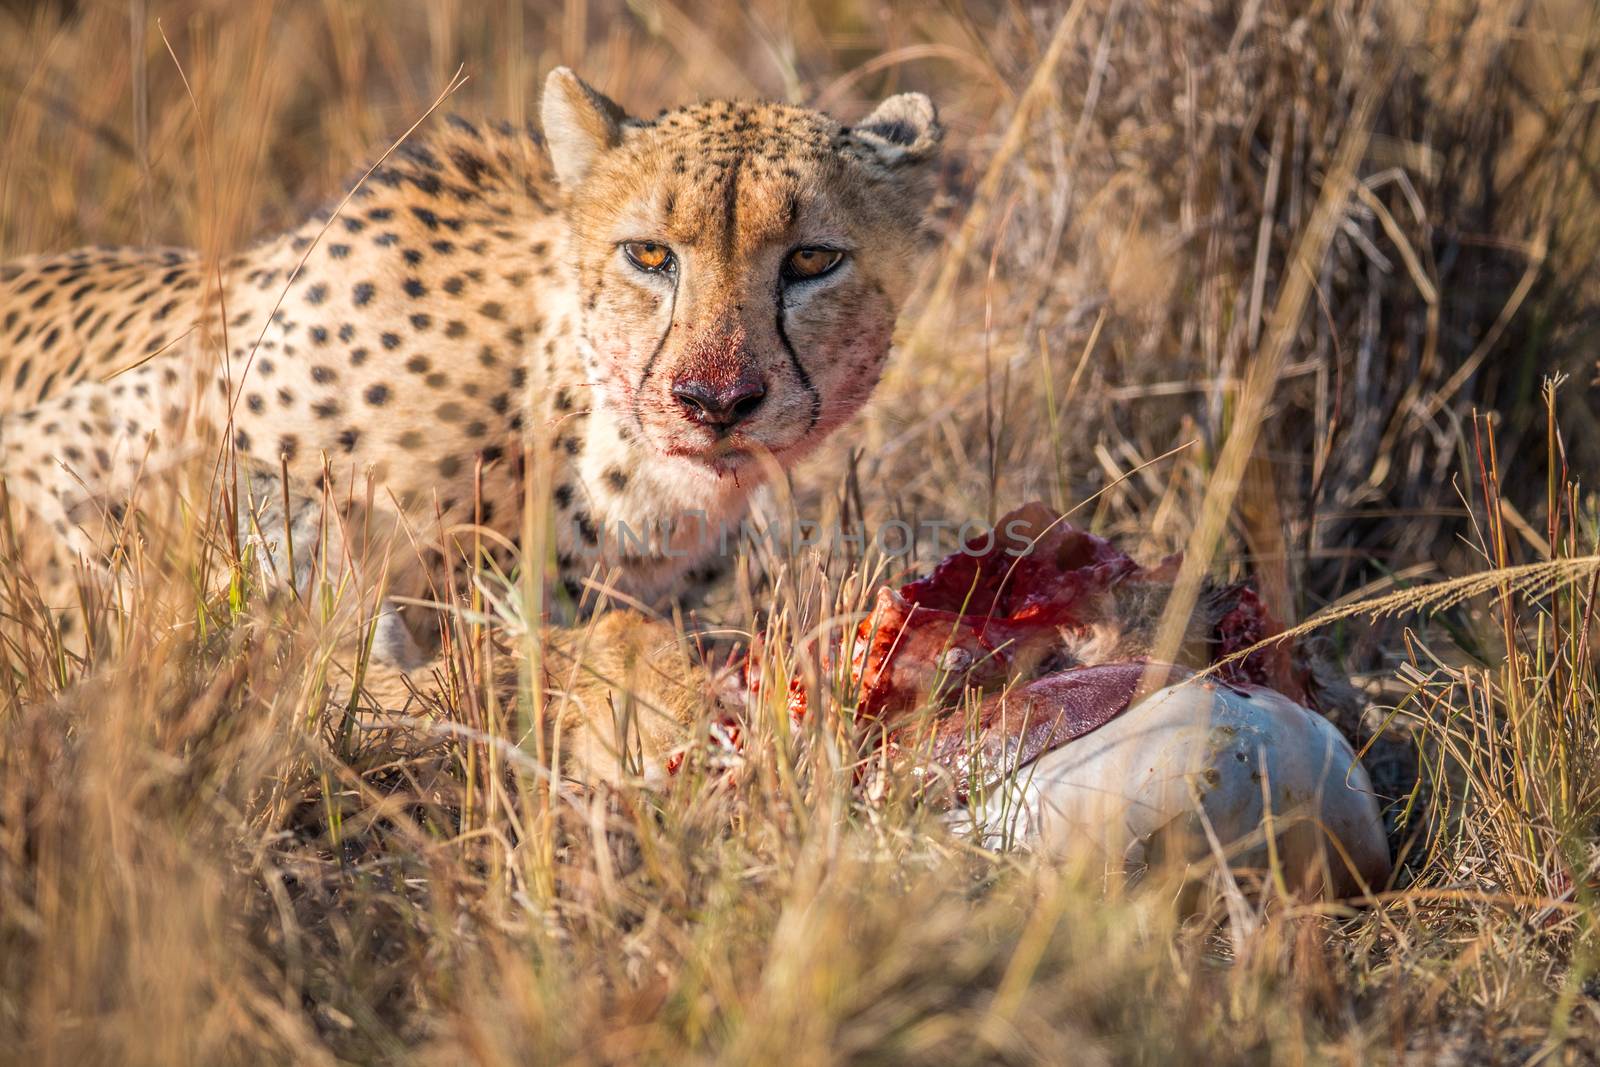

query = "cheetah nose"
[{"left": 671, "top": 377, "right": 767, "bottom": 429}]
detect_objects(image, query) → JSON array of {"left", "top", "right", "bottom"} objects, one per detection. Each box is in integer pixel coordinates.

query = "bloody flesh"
[{"left": 745, "top": 503, "right": 1307, "bottom": 797}]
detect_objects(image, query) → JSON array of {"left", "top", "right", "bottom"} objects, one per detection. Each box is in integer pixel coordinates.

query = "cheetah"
[{"left": 0, "top": 69, "right": 942, "bottom": 778}]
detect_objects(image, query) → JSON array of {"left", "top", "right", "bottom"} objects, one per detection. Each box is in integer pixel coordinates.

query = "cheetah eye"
[
  {"left": 622, "top": 241, "right": 674, "bottom": 273},
  {"left": 783, "top": 247, "right": 844, "bottom": 282}
]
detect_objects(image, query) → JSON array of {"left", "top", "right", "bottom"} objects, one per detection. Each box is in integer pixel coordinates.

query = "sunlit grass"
[{"left": 4, "top": 0, "right": 1600, "bottom": 1062}]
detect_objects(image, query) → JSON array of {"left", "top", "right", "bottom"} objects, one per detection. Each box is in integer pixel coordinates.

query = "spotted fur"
[{"left": 0, "top": 70, "right": 941, "bottom": 734}]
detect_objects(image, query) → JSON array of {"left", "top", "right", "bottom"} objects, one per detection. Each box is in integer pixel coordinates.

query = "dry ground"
[{"left": 4, "top": 0, "right": 1600, "bottom": 1063}]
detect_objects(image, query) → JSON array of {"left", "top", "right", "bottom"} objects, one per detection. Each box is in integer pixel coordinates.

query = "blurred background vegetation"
[{"left": 4, "top": 0, "right": 1600, "bottom": 1063}]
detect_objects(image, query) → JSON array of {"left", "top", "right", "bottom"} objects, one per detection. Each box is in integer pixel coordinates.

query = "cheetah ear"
[
  {"left": 849, "top": 92, "right": 942, "bottom": 166},
  {"left": 542, "top": 67, "right": 631, "bottom": 188}
]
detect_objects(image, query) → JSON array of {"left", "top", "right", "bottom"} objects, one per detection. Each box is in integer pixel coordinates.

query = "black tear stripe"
[
  {"left": 632, "top": 271, "right": 680, "bottom": 430},
  {"left": 774, "top": 280, "right": 822, "bottom": 430}
]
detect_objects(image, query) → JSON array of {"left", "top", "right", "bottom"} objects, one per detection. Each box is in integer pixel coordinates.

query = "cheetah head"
[{"left": 542, "top": 68, "right": 941, "bottom": 475}]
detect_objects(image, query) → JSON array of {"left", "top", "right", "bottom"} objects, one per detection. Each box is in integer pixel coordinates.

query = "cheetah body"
[{"left": 0, "top": 69, "right": 941, "bottom": 649}]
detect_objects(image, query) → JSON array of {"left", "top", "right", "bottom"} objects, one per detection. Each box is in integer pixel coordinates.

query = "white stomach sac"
[{"left": 954, "top": 680, "right": 1392, "bottom": 898}]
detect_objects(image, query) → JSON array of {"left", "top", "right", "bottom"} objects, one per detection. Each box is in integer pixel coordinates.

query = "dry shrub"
[{"left": 4, "top": 0, "right": 1600, "bottom": 1063}]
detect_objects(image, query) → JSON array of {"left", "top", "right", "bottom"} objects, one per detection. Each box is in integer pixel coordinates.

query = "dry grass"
[{"left": 5, "top": 0, "right": 1600, "bottom": 1062}]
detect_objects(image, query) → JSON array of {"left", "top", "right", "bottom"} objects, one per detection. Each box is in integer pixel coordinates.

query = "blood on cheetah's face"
[{"left": 542, "top": 68, "right": 941, "bottom": 474}]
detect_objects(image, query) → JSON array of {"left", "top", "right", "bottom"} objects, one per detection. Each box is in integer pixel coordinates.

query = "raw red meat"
[
  {"left": 881, "top": 662, "right": 1178, "bottom": 802},
  {"left": 843, "top": 502, "right": 1175, "bottom": 720},
  {"left": 898, "top": 501, "right": 1150, "bottom": 621},
  {"left": 729, "top": 502, "right": 1309, "bottom": 795}
]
